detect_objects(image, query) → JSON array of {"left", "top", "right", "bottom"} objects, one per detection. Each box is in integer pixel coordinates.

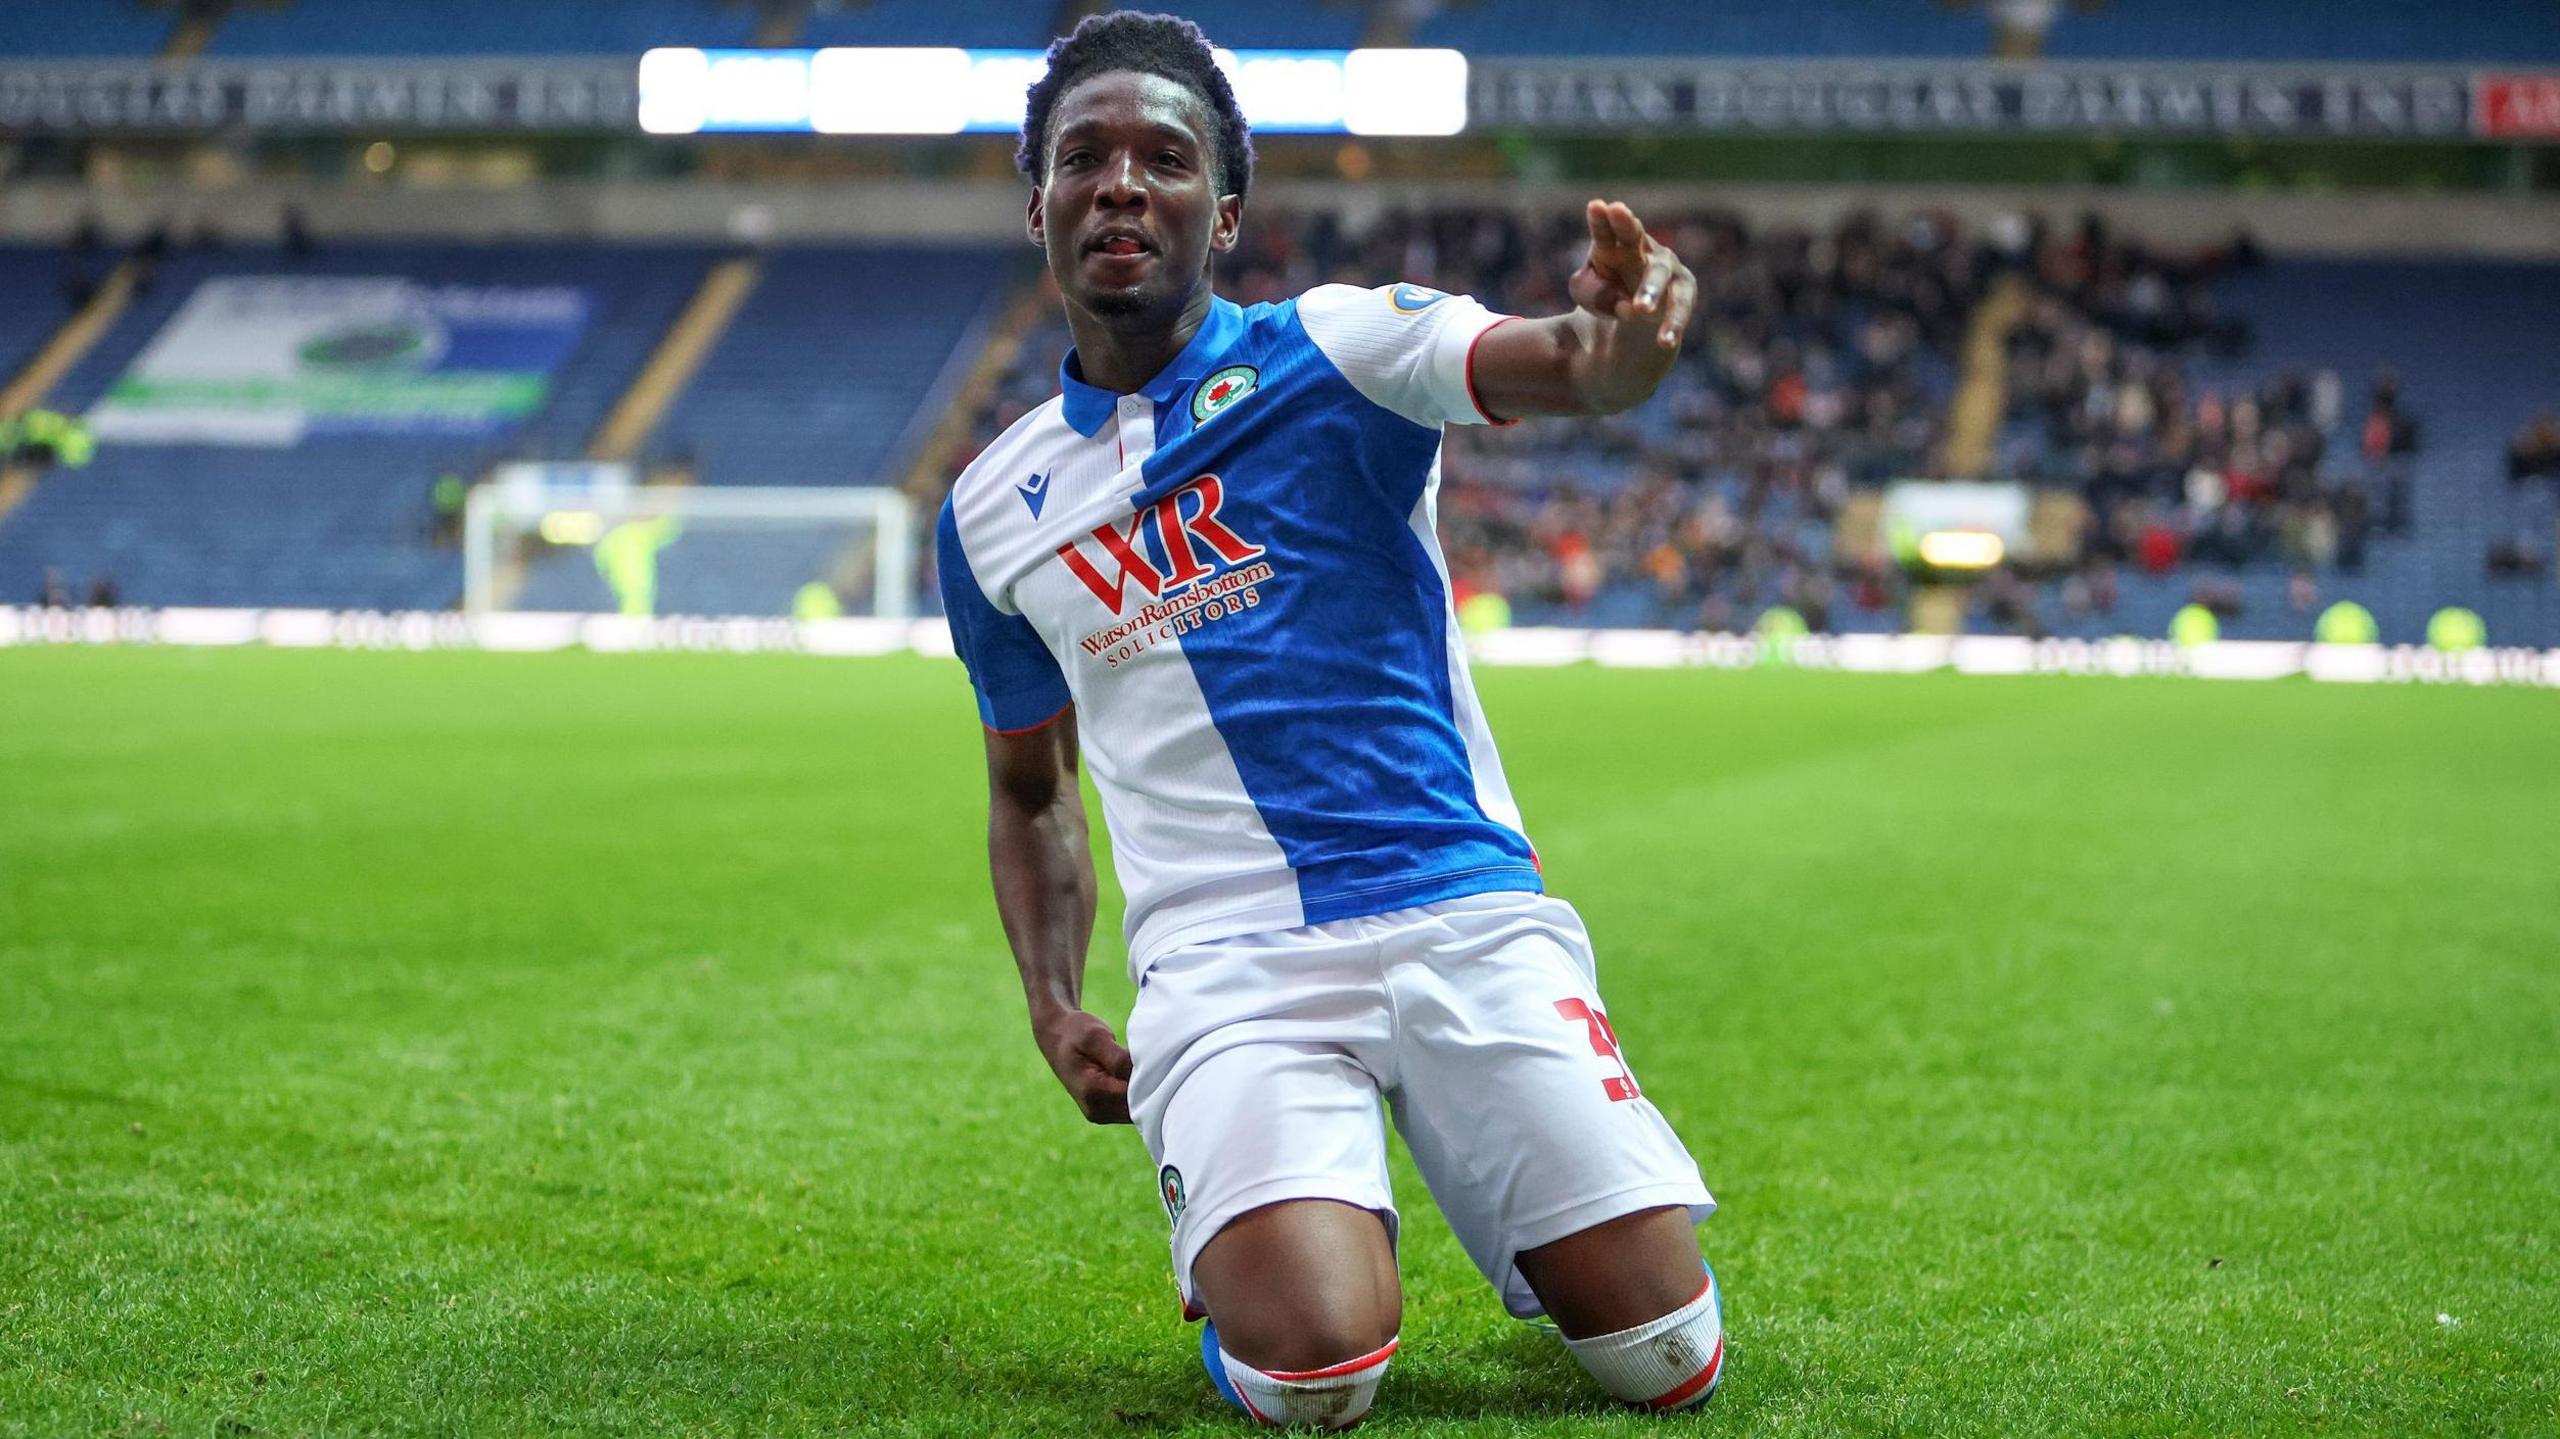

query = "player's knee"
[
  {"left": 1212, "top": 1304, "right": 1397, "bottom": 1378},
  {"left": 1560, "top": 1266, "right": 1725, "bottom": 1412},
  {"left": 1519, "top": 1206, "right": 1705, "bottom": 1340},
  {"left": 1207, "top": 1324, "right": 1396, "bottom": 1430},
  {"left": 1193, "top": 1201, "right": 1400, "bottom": 1374}
]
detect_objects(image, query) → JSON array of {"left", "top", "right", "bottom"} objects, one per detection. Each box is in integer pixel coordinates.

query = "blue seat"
[
  {"left": 206, "top": 0, "right": 756, "bottom": 56},
  {"left": 2044, "top": 0, "right": 2560, "bottom": 62},
  {"left": 0, "top": 2, "right": 172, "bottom": 57},
  {"left": 1415, "top": 0, "right": 1991, "bottom": 57},
  {"left": 657, "top": 246, "right": 1020, "bottom": 490}
]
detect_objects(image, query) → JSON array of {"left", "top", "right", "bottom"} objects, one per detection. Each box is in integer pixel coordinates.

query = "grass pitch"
[{"left": 2, "top": 647, "right": 2554, "bottom": 1438}]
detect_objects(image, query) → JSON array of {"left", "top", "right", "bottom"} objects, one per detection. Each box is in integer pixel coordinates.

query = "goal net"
[{"left": 463, "top": 466, "right": 916, "bottom": 621}]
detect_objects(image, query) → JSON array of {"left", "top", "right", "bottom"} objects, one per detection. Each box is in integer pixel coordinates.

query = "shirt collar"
[{"left": 1057, "top": 295, "right": 1245, "bottom": 439}]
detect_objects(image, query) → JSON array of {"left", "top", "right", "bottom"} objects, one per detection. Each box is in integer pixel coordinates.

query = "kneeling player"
[{"left": 941, "top": 12, "right": 1723, "bottom": 1427}]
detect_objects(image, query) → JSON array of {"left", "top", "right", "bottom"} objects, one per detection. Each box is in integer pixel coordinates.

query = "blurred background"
[{"left": 1, "top": 0, "right": 2557, "bottom": 650}]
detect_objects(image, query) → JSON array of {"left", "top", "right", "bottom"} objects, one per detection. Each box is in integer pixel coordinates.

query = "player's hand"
[
  {"left": 1568, "top": 199, "right": 1695, "bottom": 350},
  {"left": 1033, "top": 1008, "right": 1134, "bottom": 1125}
]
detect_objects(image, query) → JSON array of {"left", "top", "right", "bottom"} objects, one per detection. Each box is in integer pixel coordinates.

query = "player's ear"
[
  {"left": 1027, "top": 186, "right": 1046, "bottom": 249},
  {"left": 1209, "top": 194, "right": 1242, "bottom": 255}
]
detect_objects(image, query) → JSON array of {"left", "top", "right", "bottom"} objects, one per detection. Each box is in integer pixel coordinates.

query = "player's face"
[{"left": 1030, "top": 71, "right": 1240, "bottom": 323}]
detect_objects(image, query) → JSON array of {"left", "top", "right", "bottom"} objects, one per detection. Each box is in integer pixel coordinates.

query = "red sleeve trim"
[
  {"left": 1263, "top": 1337, "right": 1400, "bottom": 1382},
  {"left": 1464, "top": 315, "right": 1524, "bottom": 428},
  {"left": 984, "top": 700, "right": 1072, "bottom": 737}
]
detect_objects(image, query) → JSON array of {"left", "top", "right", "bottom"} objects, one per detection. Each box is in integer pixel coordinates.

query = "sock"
[
  {"left": 1560, "top": 1269, "right": 1725, "bottom": 1411},
  {"left": 1205, "top": 1326, "right": 1396, "bottom": 1430}
]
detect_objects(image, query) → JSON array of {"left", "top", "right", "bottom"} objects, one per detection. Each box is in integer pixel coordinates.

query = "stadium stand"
[
  {"left": 799, "top": 0, "right": 1053, "bottom": 48},
  {"left": 0, "top": 2, "right": 175, "bottom": 58},
  {"left": 1412, "top": 0, "right": 1993, "bottom": 58},
  {"left": 2038, "top": 1, "right": 2560, "bottom": 64},
  {"left": 1982, "top": 243, "right": 2560, "bottom": 644},
  {"left": 25, "top": 0, "right": 2557, "bottom": 63},
  {"left": 0, "top": 242, "right": 717, "bottom": 611},
  {"left": 0, "top": 246, "right": 81, "bottom": 386},
  {"left": 203, "top": 0, "right": 759, "bottom": 56},
  {"left": 3, "top": 210, "right": 2551, "bottom": 640},
  {"left": 657, "top": 246, "right": 1019, "bottom": 490},
  {"left": 2187, "top": 260, "right": 2560, "bottom": 646},
  {"left": 1099, "top": 0, "right": 1369, "bottom": 50},
  {"left": 1400, "top": 0, "right": 2560, "bottom": 62}
]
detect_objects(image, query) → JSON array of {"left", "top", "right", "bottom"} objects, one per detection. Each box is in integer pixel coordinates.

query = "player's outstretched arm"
[
  {"left": 983, "top": 708, "right": 1131, "bottom": 1125},
  {"left": 1468, "top": 199, "right": 1696, "bottom": 421}
]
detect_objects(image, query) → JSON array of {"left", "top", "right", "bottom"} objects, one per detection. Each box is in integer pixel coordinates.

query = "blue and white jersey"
[{"left": 938, "top": 283, "right": 1539, "bottom": 977}]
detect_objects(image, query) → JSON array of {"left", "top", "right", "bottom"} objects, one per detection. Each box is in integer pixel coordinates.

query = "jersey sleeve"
[
  {"left": 936, "top": 499, "right": 1071, "bottom": 733},
  {"left": 1295, "top": 282, "right": 1519, "bottom": 430}
]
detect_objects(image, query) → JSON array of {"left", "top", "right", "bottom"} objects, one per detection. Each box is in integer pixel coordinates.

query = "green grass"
[{"left": 2, "top": 647, "right": 2554, "bottom": 1438}]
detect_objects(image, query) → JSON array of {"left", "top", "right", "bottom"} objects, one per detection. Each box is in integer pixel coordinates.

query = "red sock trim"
[
  {"left": 1644, "top": 1335, "right": 1724, "bottom": 1410},
  {"left": 1261, "top": 1337, "right": 1399, "bottom": 1383}
]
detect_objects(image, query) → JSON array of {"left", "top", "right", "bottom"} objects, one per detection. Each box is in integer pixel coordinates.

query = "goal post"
[{"left": 463, "top": 468, "right": 916, "bottom": 621}]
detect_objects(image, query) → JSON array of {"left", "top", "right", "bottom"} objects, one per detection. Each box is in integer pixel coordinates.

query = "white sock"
[
  {"left": 1560, "top": 1272, "right": 1725, "bottom": 1410},
  {"left": 1218, "top": 1337, "right": 1397, "bottom": 1429}
]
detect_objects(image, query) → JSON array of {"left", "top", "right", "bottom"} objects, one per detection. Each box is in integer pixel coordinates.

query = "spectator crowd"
[{"left": 1996, "top": 215, "right": 2433, "bottom": 631}]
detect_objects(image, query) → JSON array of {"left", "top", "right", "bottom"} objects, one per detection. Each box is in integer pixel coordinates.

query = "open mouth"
[{"left": 1087, "top": 230, "right": 1154, "bottom": 260}]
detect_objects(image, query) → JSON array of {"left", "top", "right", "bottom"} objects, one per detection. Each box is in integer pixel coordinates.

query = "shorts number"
[{"left": 1555, "top": 998, "right": 1640, "bottom": 1102}]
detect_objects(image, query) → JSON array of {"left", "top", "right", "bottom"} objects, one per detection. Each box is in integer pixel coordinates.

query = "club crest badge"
[
  {"left": 1159, "top": 1164, "right": 1187, "bottom": 1224},
  {"left": 1192, "top": 366, "right": 1257, "bottom": 424}
]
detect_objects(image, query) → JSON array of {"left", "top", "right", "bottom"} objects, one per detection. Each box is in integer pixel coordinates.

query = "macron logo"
[{"left": 1017, "top": 471, "right": 1051, "bottom": 519}]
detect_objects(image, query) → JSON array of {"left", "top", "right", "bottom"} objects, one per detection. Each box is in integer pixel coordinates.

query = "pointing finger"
[
  {"left": 1610, "top": 203, "right": 1650, "bottom": 260},
  {"left": 1608, "top": 206, "right": 1655, "bottom": 303},
  {"left": 1592, "top": 208, "right": 1636, "bottom": 292}
]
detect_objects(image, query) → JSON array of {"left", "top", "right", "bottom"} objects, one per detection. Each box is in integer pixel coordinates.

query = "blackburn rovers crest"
[
  {"left": 1159, "top": 1164, "right": 1187, "bottom": 1224},
  {"left": 1192, "top": 366, "right": 1257, "bottom": 424}
]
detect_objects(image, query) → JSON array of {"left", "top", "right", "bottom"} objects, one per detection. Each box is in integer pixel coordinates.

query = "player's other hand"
[
  {"left": 1569, "top": 199, "right": 1695, "bottom": 350},
  {"left": 1034, "top": 1008, "right": 1134, "bottom": 1125}
]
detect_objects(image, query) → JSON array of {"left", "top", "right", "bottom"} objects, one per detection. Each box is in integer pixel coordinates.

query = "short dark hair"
[{"left": 1017, "top": 11, "right": 1255, "bottom": 199}]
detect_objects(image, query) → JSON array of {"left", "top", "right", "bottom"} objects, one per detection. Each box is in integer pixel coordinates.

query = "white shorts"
[{"left": 1127, "top": 889, "right": 1713, "bottom": 1320}]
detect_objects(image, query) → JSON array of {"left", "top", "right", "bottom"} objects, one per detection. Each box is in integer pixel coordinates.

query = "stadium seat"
[
  {"left": 0, "top": 246, "right": 81, "bottom": 384},
  {"left": 2042, "top": 0, "right": 2560, "bottom": 63},
  {"left": 1413, "top": 0, "right": 1992, "bottom": 58},
  {"left": 655, "top": 246, "right": 1022, "bottom": 491},
  {"left": 798, "top": 0, "right": 1053, "bottom": 48},
  {"left": 0, "top": 2, "right": 174, "bottom": 58},
  {"left": 205, "top": 0, "right": 759, "bottom": 57}
]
